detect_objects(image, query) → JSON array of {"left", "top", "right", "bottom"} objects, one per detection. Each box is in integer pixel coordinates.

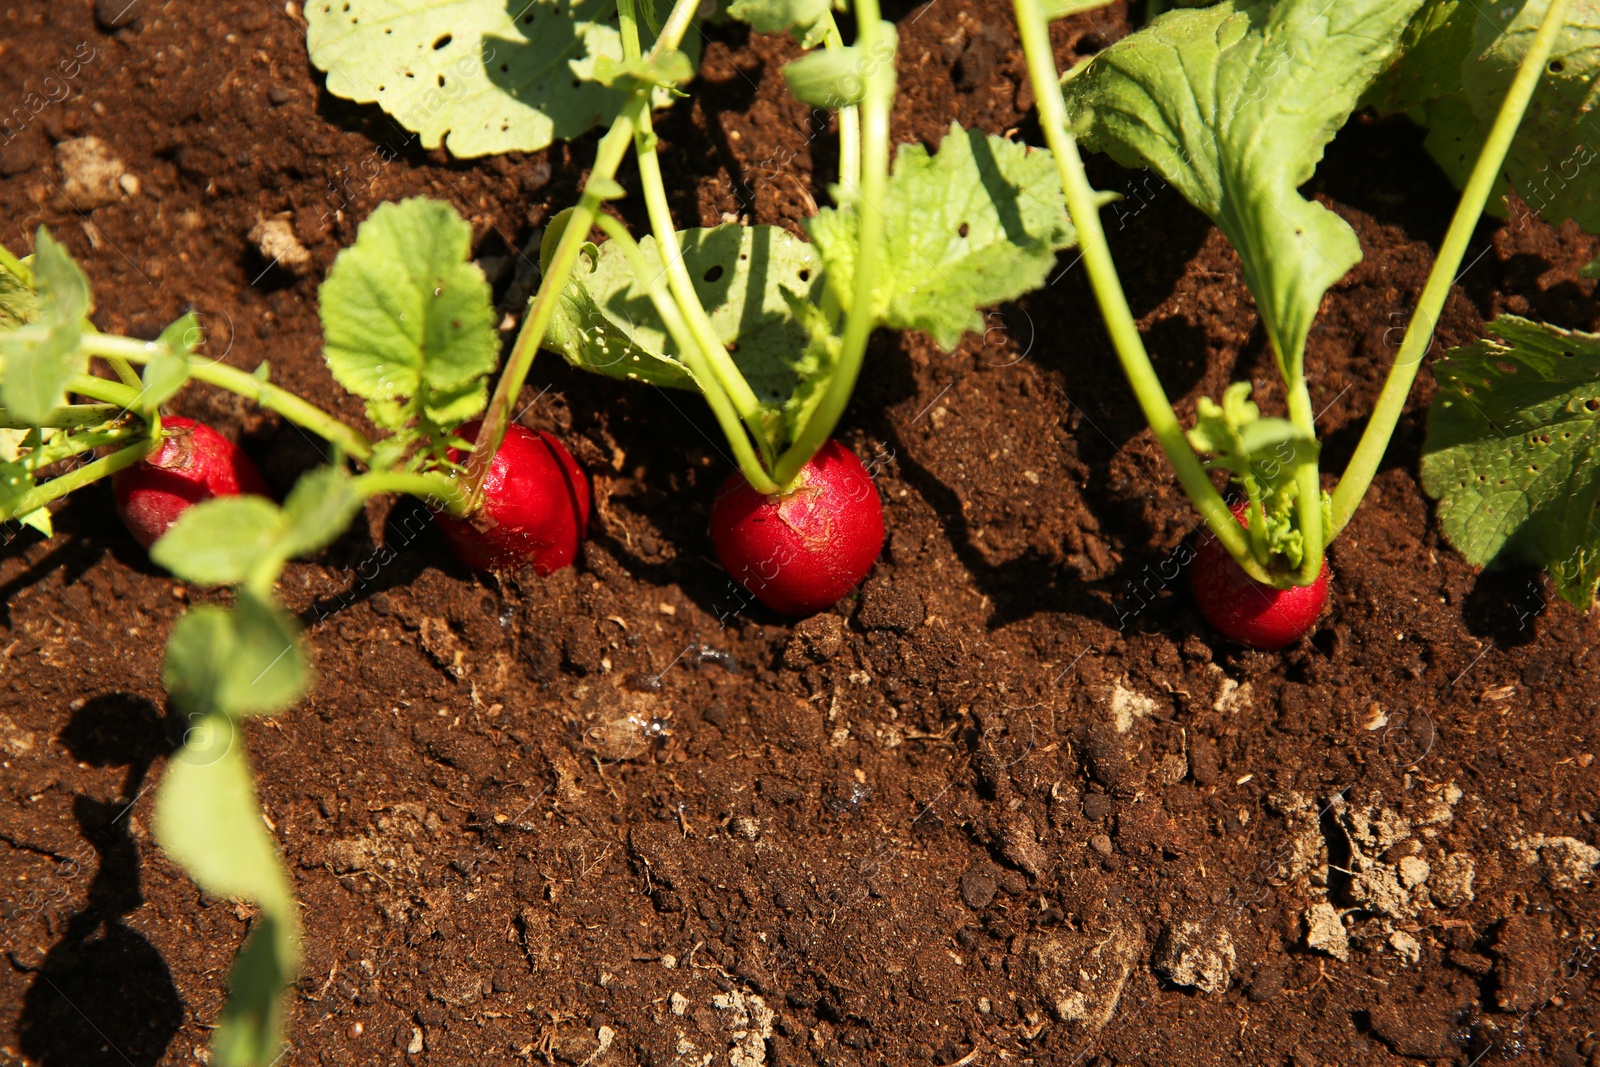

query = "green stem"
[
  {"left": 618, "top": 0, "right": 774, "bottom": 467},
  {"left": 770, "top": 0, "right": 894, "bottom": 490},
  {"left": 1284, "top": 377, "right": 1324, "bottom": 584},
  {"left": 465, "top": 0, "right": 704, "bottom": 511},
  {"left": 466, "top": 111, "right": 640, "bottom": 510},
  {"left": 1013, "top": 0, "right": 1271, "bottom": 584},
  {"left": 0, "top": 436, "right": 156, "bottom": 522},
  {"left": 67, "top": 373, "right": 143, "bottom": 410},
  {"left": 26, "top": 424, "right": 144, "bottom": 468},
  {"left": 352, "top": 469, "right": 469, "bottom": 517},
  {"left": 0, "top": 403, "right": 123, "bottom": 430},
  {"left": 0, "top": 242, "right": 30, "bottom": 286},
  {"left": 819, "top": 10, "right": 863, "bottom": 201},
  {"left": 593, "top": 214, "right": 781, "bottom": 493},
  {"left": 1328, "top": 0, "right": 1571, "bottom": 540},
  {"left": 76, "top": 333, "right": 374, "bottom": 462}
]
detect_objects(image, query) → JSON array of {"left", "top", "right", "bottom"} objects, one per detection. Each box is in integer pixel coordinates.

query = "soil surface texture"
[{"left": 1, "top": 2, "right": 1598, "bottom": 1067}]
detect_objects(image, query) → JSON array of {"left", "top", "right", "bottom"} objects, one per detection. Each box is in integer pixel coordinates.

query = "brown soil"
[{"left": 2, "top": 3, "right": 1599, "bottom": 1066}]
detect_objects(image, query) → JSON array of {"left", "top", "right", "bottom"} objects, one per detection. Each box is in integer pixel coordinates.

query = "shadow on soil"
[{"left": 19, "top": 694, "right": 183, "bottom": 1067}]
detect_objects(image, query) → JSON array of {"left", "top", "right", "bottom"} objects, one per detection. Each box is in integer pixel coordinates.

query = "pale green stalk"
[
  {"left": 770, "top": 0, "right": 893, "bottom": 489},
  {"left": 78, "top": 333, "right": 374, "bottom": 461},
  {"left": 1013, "top": 0, "right": 1269, "bottom": 583},
  {"left": 617, "top": 0, "right": 773, "bottom": 468},
  {"left": 352, "top": 469, "right": 469, "bottom": 516},
  {"left": 0, "top": 436, "right": 156, "bottom": 522},
  {"left": 592, "top": 214, "right": 780, "bottom": 492},
  {"left": 463, "top": 0, "right": 706, "bottom": 511},
  {"left": 1328, "top": 0, "right": 1572, "bottom": 538}
]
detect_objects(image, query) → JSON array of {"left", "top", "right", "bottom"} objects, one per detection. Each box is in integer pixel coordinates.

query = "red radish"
[
  {"left": 113, "top": 416, "right": 271, "bottom": 549},
  {"left": 710, "top": 439, "right": 884, "bottom": 617},
  {"left": 436, "top": 420, "right": 590, "bottom": 575},
  {"left": 1190, "top": 503, "right": 1330, "bottom": 650}
]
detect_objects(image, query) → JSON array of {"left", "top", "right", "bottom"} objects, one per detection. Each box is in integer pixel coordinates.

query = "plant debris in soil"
[{"left": 1, "top": 2, "right": 1598, "bottom": 1066}]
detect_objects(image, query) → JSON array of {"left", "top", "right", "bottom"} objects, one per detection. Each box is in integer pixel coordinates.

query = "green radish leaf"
[
  {"left": 1188, "top": 381, "right": 1320, "bottom": 567},
  {"left": 162, "top": 592, "right": 310, "bottom": 717},
  {"left": 139, "top": 313, "right": 200, "bottom": 412},
  {"left": 211, "top": 913, "right": 296, "bottom": 1067},
  {"left": 305, "top": 0, "right": 647, "bottom": 159},
  {"left": 547, "top": 224, "right": 831, "bottom": 447},
  {"left": 783, "top": 47, "right": 869, "bottom": 107},
  {"left": 1421, "top": 315, "right": 1600, "bottom": 608},
  {"left": 729, "top": 0, "right": 831, "bottom": 44},
  {"left": 151, "top": 497, "right": 286, "bottom": 586},
  {"left": 278, "top": 467, "right": 366, "bottom": 560},
  {"left": 154, "top": 716, "right": 294, "bottom": 910},
  {"left": 154, "top": 725, "right": 298, "bottom": 1066},
  {"left": 1060, "top": 0, "right": 1425, "bottom": 378},
  {"left": 1370, "top": 0, "right": 1600, "bottom": 230},
  {"left": 0, "top": 253, "right": 37, "bottom": 330},
  {"left": 319, "top": 198, "right": 499, "bottom": 440},
  {"left": 807, "top": 124, "right": 1081, "bottom": 351},
  {"left": 0, "top": 229, "right": 91, "bottom": 425}
]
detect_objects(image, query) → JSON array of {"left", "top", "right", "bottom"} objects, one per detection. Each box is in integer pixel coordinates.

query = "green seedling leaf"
[
  {"left": 152, "top": 496, "right": 286, "bottom": 586},
  {"left": 212, "top": 913, "right": 296, "bottom": 1067},
  {"left": 305, "top": 0, "right": 644, "bottom": 158},
  {"left": 154, "top": 715, "right": 294, "bottom": 911},
  {"left": 1061, "top": 0, "right": 1425, "bottom": 378},
  {"left": 729, "top": 0, "right": 832, "bottom": 45},
  {"left": 591, "top": 48, "right": 694, "bottom": 90},
  {"left": 1188, "top": 381, "right": 1320, "bottom": 567},
  {"left": 1371, "top": 0, "right": 1600, "bottom": 230},
  {"left": 783, "top": 47, "right": 868, "bottom": 108},
  {"left": 320, "top": 198, "right": 499, "bottom": 441},
  {"left": 138, "top": 313, "right": 200, "bottom": 412},
  {"left": 0, "top": 229, "right": 91, "bottom": 425},
  {"left": 547, "top": 224, "right": 831, "bottom": 446},
  {"left": 807, "top": 123, "right": 1081, "bottom": 351},
  {"left": 278, "top": 467, "right": 365, "bottom": 560},
  {"left": 154, "top": 724, "right": 298, "bottom": 1066},
  {"left": 1583, "top": 254, "right": 1600, "bottom": 278},
  {"left": 163, "top": 591, "right": 311, "bottom": 718},
  {"left": 0, "top": 253, "right": 36, "bottom": 330},
  {"left": 1421, "top": 315, "right": 1600, "bottom": 608}
]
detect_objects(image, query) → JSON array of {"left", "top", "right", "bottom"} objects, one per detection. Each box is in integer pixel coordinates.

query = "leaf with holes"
[
  {"left": 304, "top": 0, "right": 686, "bottom": 159},
  {"left": 806, "top": 123, "right": 1081, "bottom": 351},
  {"left": 546, "top": 223, "right": 832, "bottom": 449},
  {"left": 1421, "top": 315, "right": 1600, "bottom": 607},
  {"left": 1370, "top": 0, "right": 1600, "bottom": 231}
]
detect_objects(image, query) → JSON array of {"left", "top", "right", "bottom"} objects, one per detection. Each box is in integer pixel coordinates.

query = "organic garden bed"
[{"left": 1, "top": 1, "right": 1598, "bottom": 1066}]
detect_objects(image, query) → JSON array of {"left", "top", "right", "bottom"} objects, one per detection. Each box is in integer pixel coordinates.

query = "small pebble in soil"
[
  {"left": 95, "top": 0, "right": 143, "bottom": 29},
  {"left": 268, "top": 86, "right": 292, "bottom": 106},
  {"left": 1154, "top": 917, "right": 1236, "bottom": 994},
  {"left": 959, "top": 870, "right": 997, "bottom": 909}
]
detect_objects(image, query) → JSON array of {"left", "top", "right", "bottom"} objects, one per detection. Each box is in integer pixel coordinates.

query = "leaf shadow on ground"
[{"left": 19, "top": 693, "right": 183, "bottom": 1067}]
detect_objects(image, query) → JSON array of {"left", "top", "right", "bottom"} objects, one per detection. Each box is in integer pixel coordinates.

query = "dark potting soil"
[{"left": 1, "top": 2, "right": 1597, "bottom": 1066}]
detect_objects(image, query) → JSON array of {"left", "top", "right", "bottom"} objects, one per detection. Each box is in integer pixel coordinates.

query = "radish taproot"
[
  {"left": 437, "top": 420, "right": 590, "bottom": 574},
  {"left": 113, "top": 416, "right": 272, "bottom": 549},
  {"left": 1190, "top": 504, "right": 1330, "bottom": 650},
  {"left": 710, "top": 439, "right": 884, "bottom": 617}
]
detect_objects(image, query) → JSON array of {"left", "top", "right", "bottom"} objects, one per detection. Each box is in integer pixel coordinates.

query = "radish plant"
[
  {"left": 1012, "top": 0, "right": 1575, "bottom": 646},
  {"left": 0, "top": 195, "right": 583, "bottom": 1065}
]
